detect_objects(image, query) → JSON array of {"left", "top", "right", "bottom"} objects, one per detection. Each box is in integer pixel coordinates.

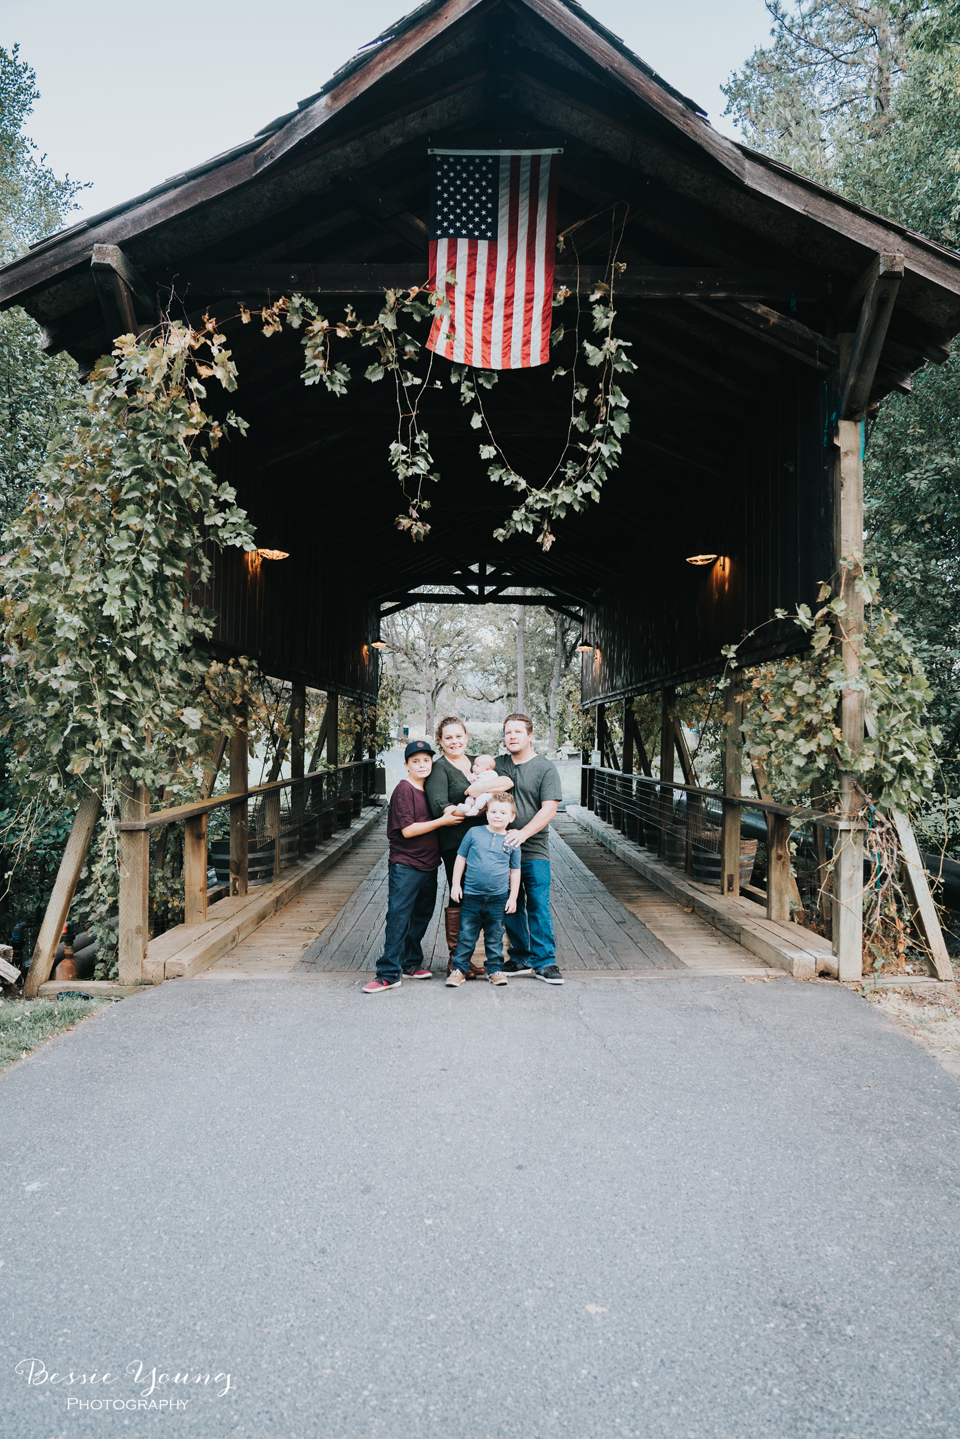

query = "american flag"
[{"left": 426, "top": 148, "right": 562, "bottom": 370}]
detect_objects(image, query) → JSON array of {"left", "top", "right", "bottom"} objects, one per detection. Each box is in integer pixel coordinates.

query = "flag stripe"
[{"left": 426, "top": 149, "right": 561, "bottom": 371}]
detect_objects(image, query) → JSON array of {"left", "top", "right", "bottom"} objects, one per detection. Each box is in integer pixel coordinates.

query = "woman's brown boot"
[{"left": 444, "top": 905, "right": 461, "bottom": 976}]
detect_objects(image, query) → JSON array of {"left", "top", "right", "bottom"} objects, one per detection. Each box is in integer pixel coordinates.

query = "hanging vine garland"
[{"left": 249, "top": 224, "right": 636, "bottom": 550}]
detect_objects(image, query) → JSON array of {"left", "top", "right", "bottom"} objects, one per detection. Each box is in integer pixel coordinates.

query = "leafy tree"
[
  {"left": 0, "top": 46, "right": 86, "bottom": 943},
  {"left": 723, "top": 2, "right": 928, "bottom": 182}
]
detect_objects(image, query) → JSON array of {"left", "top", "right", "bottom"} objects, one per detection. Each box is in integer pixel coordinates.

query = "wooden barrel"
[
  {"left": 336, "top": 798, "right": 354, "bottom": 829},
  {"left": 692, "top": 839, "right": 759, "bottom": 887}
]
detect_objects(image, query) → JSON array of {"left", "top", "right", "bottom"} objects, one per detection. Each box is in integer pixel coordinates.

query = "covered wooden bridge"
[{"left": 4, "top": 0, "right": 960, "bottom": 989}]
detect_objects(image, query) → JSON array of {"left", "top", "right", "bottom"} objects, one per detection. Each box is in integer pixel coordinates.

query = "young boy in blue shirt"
[{"left": 446, "top": 795, "right": 522, "bottom": 987}]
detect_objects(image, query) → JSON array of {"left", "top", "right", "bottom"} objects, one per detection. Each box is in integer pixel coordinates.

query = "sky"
[{"left": 2, "top": 0, "right": 774, "bottom": 223}]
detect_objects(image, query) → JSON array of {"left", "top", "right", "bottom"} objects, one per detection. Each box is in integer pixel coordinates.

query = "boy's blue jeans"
[
  {"left": 451, "top": 892, "right": 507, "bottom": 975},
  {"left": 503, "top": 859, "right": 556, "bottom": 972},
  {"left": 376, "top": 863, "right": 438, "bottom": 983}
]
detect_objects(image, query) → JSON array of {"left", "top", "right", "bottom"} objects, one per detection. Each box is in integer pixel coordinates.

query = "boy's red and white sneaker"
[
  {"left": 404, "top": 967, "right": 433, "bottom": 980},
  {"left": 362, "top": 977, "right": 401, "bottom": 993}
]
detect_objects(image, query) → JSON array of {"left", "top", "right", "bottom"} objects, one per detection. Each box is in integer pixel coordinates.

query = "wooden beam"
[
  {"left": 689, "top": 298, "right": 839, "bottom": 371},
  {"left": 155, "top": 262, "right": 827, "bottom": 302},
  {"left": 91, "top": 243, "right": 156, "bottom": 314},
  {"left": 840, "top": 253, "right": 904, "bottom": 419},
  {"left": 23, "top": 791, "right": 102, "bottom": 998},
  {"left": 862, "top": 713, "right": 951, "bottom": 981},
  {"left": 334, "top": 176, "right": 428, "bottom": 252}
]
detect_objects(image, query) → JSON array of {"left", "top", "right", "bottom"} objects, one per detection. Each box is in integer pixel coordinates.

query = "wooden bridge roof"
[{"left": 5, "top": 0, "right": 960, "bottom": 697}]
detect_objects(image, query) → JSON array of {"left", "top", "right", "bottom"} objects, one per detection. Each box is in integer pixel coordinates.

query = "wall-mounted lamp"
[
  {"left": 577, "top": 642, "right": 595, "bottom": 654},
  {"left": 370, "top": 640, "right": 389, "bottom": 650},
  {"left": 256, "top": 547, "right": 290, "bottom": 561},
  {"left": 685, "top": 553, "right": 718, "bottom": 566}
]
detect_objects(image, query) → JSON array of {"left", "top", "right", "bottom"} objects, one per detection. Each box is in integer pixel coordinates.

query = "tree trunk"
[
  {"left": 425, "top": 689, "right": 434, "bottom": 737},
  {"left": 516, "top": 604, "right": 526, "bottom": 715},
  {"left": 548, "top": 610, "right": 564, "bottom": 754}
]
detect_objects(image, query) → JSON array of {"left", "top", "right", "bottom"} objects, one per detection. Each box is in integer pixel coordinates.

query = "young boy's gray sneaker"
[
  {"left": 535, "top": 965, "right": 564, "bottom": 985},
  {"left": 502, "top": 959, "right": 533, "bottom": 976}
]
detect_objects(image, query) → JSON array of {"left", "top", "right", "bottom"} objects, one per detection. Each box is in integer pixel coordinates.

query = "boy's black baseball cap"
[{"left": 404, "top": 739, "right": 435, "bottom": 760}]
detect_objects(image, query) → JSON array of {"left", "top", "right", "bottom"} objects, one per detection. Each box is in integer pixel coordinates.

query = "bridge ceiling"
[{"left": 6, "top": 0, "right": 960, "bottom": 691}]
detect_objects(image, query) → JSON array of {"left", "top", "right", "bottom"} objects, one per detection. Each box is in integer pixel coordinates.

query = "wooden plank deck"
[
  {"left": 552, "top": 813, "right": 765, "bottom": 971},
  {"left": 197, "top": 810, "right": 775, "bottom": 979}
]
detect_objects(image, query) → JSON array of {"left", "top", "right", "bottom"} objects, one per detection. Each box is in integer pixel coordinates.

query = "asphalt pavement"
[{"left": 1, "top": 971, "right": 959, "bottom": 1439}]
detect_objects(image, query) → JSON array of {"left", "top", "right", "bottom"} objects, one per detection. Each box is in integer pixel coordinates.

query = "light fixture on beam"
[
  {"left": 685, "top": 553, "right": 718, "bottom": 566},
  {"left": 256, "top": 547, "right": 290, "bottom": 561},
  {"left": 577, "top": 642, "right": 595, "bottom": 654},
  {"left": 370, "top": 640, "right": 389, "bottom": 650}
]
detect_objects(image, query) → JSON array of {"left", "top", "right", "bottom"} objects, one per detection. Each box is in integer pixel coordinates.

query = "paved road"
[{"left": 2, "top": 973, "right": 959, "bottom": 1438}]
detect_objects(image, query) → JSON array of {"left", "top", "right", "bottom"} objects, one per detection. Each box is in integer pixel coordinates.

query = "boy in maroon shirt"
[{"left": 363, "top": 741, "right": 463, "bottom": 993}]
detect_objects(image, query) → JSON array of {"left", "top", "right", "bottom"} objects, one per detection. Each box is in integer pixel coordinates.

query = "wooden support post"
[
  {"left": 658, "top": 688, "right": 675, "bottom": 860},
  {"left": 118, "top": 782, "right": 150, "bottom": 986},
  {"left": 580, "top": 705, "right": 595, "bottom": 809},
  {"left": 183, "top": 814, "right": 208, "bottom": 925},
  {"left": 620, "top": 698, "right": 636, "bottom": 838},
  {"left": 766, "top": 812, "right": 793, "bottom": 922},
  {"left": 23, "top": 790, "right": 102, "bottom": 997},
  {"left": 622, "top": 699, "right": 635, "bottom": 775},
  {"left": 627, "top": 710, "right": 653, "bottom": 777},
  {"left": 594, "top": 703, "right": 609, "bottom": 820},
  {"left": 863, "top": 712, "right": 951, "bottom": 980},
  {"left": 720, "top": 675, "right": 742, "bottom": 899},
  {"left": 291, "top": 682, "right": 306, "bottom": 854},
  {"left": 229, "top": 700, "right": 249, "bottom": 898},
  {"left": 326, "top": 692, "right": 339, "bottom": 768},
  {"left": 265, "top": 789, "right": 282, "bottom": 880},
  {"left": 833, "top": 414, "right": 865, "bottom": 979}
]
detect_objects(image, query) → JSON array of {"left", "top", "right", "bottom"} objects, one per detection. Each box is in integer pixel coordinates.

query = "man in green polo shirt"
[{"left": 490, "top": 712, "right": 564, "bottom": 984}]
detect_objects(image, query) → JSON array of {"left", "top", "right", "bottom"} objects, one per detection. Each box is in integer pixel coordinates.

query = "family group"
[{"left": 362, "top": 714, "right": 564, "bottom": 992}]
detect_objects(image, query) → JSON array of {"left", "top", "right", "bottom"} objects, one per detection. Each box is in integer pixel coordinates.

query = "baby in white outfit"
[{"left": 453, "top": 754, "right": 497, "bottom": 816}]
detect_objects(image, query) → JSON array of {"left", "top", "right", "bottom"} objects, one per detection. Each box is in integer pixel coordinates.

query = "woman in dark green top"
[{"left": 425, "top": 716, "right": 513, "bottom": 963}]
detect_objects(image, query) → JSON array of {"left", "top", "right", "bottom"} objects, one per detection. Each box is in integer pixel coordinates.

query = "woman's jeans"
[
  {"left": 503, "top": 859, "right": 556, "bottom": 972},
  {"left": 451, "top": 892, "right": 507, "bottom": 975},
  {"left": 376, "top": 863, "right": 438, "bottom": 982}
]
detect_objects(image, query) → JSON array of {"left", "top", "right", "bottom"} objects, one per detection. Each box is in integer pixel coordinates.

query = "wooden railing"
[
  {"left": 581, "top": 765, "right": 845, "bottom": 925},
  {"left": 117, "top": 760, "right": 380, "bottom": 951}
]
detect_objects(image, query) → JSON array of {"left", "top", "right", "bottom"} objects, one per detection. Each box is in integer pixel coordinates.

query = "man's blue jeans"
[
  {"left": 451, "top": 892, "right": 507, "bottom": 976},
  {"left": 503, "top": 859, "right": 556, "bottom": 972},
  {"left": 376, "top": 863, "right": 437, "bottom": 983}
]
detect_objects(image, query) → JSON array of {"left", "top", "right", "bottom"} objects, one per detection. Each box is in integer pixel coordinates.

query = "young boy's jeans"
[
  {"left": 451, "top": 892, "right": 507, "bottom": 976},
  {"left": 376, "top": 863, "right": 438, "bottom": 983},
  {"left": 503, "top": 858, "right": 556, "bottom": 972}
]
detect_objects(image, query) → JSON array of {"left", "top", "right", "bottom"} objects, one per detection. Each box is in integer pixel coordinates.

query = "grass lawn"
[{"left": 0, "top": 995, "right": 114, "bottom": 1074}]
